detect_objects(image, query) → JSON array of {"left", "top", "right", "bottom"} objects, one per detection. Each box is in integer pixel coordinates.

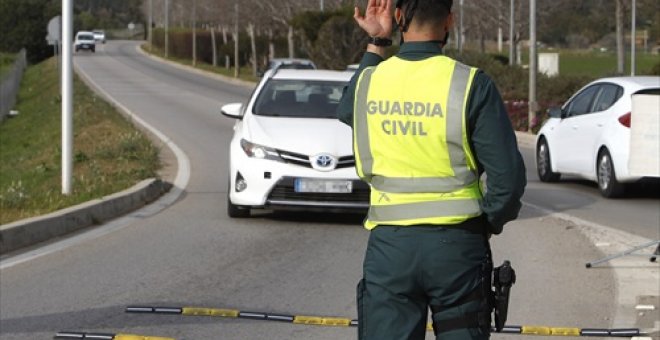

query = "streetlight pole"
[
  {"left": 320, "top": 0, "right": 324, "bottom": 11},
  {"left": 62, "top": 0, "right": 73, "bottom": 195},
  {"left": 631, "top": 0, "right": 636, "bottom": 76},
  {"left": 528, "top": 0, "right": 537, "bottom": 133}
]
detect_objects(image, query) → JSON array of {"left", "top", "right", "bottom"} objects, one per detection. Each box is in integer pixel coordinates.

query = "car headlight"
[{"left": 240, "top": 139, "right": 281, "bottom": 161}]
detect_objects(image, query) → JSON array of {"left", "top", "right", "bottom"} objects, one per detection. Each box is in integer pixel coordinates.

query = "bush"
[
  {"left": 650, "top": 61, "right": 660, "bottom": 76},
  {"left": 445, "top": 51, "right": 594, "bottom": 130}
]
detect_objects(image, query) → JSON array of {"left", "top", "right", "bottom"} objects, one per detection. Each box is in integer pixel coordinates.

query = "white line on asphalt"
[{"left": 523, "top": 201, "right": 658, "bottom": 331}]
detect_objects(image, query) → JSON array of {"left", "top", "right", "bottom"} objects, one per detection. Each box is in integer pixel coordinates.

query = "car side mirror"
[
  {"left": 221, "top": 103, "right": 243, "bottom": 119},
  {"left": 548, "top": 107, "right": 564, "bottom": 119}
]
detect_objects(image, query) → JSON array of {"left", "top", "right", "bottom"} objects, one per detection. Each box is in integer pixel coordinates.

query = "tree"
[{"left": 0, "top": 0, "right": 60, "bottom": 64}]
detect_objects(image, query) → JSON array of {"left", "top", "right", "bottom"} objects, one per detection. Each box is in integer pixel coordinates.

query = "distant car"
[
  {"left": 92, "top": 30, "right": 106, "bottom": 44},
  {"left": 535, "top": 76, "right": 660, "bottom": 198},
  {"left": 221, "top": 69, "right": 368, "bottom": 217},
  {"left": 258, "top": 58, "right": 317, "bottom": 77},
  {"left": 74, "top": 31, "right": 96, "bottom": 53}
]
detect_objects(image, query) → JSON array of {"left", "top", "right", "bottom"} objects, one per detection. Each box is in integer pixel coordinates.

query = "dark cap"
[{"left": 396, "top": 0, "right": 453, "bottom": 9}]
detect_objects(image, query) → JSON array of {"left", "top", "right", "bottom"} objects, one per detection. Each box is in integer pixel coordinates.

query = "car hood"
[{"left": 245, "top": 115, "right": 353, "bottom": 157}]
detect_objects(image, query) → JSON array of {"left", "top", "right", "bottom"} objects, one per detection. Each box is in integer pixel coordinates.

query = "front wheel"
[
  {"left": 537, "top": 138, "right": 561, "bottom": 182},
  {"left": 597, "top": 149, "right": 625, "bottom": 198}
]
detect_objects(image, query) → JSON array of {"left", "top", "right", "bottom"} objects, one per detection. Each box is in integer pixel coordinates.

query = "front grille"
[
  {"left": 267, "top": 177, "right": 370, "bottom": 205},
  {"left": 277, "top": 150, "right": 355, "bottom": 169}
]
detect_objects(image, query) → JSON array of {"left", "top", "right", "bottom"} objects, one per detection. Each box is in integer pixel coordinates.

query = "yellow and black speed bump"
[
  {"left": 54, "top": 331, "right": 174, "bottom": 340},
  {"left": 126, "top": 306, "right": 644, "bottom": 337}
]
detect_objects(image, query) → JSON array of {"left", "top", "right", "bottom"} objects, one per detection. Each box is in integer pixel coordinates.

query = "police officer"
[{"left": 336, "top": 0, "right": 526, "bottom": 339}]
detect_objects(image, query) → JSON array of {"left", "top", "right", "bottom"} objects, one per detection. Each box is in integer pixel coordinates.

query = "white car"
[
  {"left": 93, "top": 30, "right": 106, "bottom": 44},
  {"left": 221, "top": 69, "right": 369, "bottom": 217},
  {"left": 74, "top": 31, "right": 96, "bottom": 53},
  {"left": 535, "top": 76, "right": 660, "bottom": 198}
]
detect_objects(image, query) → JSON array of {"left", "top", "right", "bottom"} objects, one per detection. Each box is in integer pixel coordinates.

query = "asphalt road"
[{"left": 0, "top": 41, "right": 657, "bottom": 340}]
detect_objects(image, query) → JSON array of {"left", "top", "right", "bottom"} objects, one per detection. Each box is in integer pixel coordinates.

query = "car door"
[
  {"left": 553, "top": 84, "right": 601, "bottom": 174},
  {"left": 570, "top": 83, "right": 624, "bottom": 175}
]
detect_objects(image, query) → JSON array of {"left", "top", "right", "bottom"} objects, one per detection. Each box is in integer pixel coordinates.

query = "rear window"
[{"left": 253, "top": 79, "right": 346, "bottom": 118}]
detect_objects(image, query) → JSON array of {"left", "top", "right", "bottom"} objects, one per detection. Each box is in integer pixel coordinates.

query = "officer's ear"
[
  {"left": 445, "top": 12, "right": 455, "bottom": 32},
  {"left": 394, "top": 7, "right": 404, "bottom": 30}
]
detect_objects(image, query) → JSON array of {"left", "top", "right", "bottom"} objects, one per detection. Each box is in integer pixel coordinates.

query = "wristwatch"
[{"left": 368, "top": 37, "right": 393, "bottom": 47}]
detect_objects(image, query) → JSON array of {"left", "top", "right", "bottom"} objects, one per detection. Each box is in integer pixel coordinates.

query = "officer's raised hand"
[{"left": 354, "top": 0, "right": 393, "bottom": 38}]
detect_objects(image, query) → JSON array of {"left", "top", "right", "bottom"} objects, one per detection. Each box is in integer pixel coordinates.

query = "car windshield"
[
  {"left": 253, "top": 79, "right": 346, "bottom": 118},
  {"left": 79, "top": 34, "right": 94, "bottom": 40},
  {"left": 277, "top": 63, "right": 315, "bottom": 70}
]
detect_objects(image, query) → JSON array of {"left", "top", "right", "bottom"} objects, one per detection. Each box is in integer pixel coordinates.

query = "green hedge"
[{"left": 446, "top": 50, "right": 594, "bottom": 130}]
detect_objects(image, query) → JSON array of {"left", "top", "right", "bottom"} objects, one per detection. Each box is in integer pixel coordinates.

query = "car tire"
[
  {"left": 91, "top": 48, "right": 95, "bottom": 53},
  {"left": 597, "top": 149, "right": 625, "bottom": 198},
  {"left": 537, "top": 138, "right": 561, "bottom": 182}
]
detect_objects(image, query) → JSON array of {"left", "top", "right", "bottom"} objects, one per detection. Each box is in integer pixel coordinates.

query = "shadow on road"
[{"left": 0, "top": 303, "right": 245, "bottom": 336}]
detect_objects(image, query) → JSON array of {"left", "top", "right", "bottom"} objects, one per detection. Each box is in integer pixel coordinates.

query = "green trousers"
[{"left": 357, "top": 226, "right": 491, "bottom": 340}]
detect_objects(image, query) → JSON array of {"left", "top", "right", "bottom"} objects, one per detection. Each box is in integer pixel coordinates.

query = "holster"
[{"left": 492, "top": 260, "right": 516, "bottom": 331}]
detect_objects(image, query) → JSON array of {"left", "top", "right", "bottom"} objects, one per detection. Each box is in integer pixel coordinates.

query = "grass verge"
[
  {"left": 0, "top": 57, "right": 161, "bottom": 225},
  {"left": 141, "top": 44, "right": 259, "bottom": 83}
]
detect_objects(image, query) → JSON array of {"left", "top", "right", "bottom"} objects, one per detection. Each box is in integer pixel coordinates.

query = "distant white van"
[{"left": 74, "top": 31, "right": 96, "bottom": 53}]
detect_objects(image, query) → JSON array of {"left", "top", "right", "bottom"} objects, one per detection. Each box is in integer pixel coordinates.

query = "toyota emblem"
[{"left": 312, "top": 154, "right": 337, "bottom": 171}]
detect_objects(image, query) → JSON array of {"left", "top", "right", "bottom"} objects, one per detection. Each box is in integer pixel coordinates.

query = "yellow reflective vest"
[{"left": 353, "top": 55, "right": 483, "bottom": 230}]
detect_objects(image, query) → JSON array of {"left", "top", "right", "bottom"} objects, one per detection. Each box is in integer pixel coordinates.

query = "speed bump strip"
[
  {"left": 182, "top": 307, "right": 239, "bottom": 317},
  {"left": 293, "top": 316, "right": 352, "bottom": 327},
  {"left": 125, "top": 306, "right": 644, "bottom": 337},
  {"left": 54, "top": 332, "right": 174, "bottom": 340}
]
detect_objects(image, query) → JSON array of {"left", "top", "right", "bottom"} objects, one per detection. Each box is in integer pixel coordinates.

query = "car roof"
[
  {"left": 77, "top": 31, "right": 94, "bottom": 36},
  {"left": 268, "top": 69, "right": 353, "bottom": 82},
  {"left": 591, "top": 76, "right": 660, "bottom": 89}
]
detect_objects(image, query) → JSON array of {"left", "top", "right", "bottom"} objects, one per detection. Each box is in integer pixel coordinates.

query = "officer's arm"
[
  {"left": 336, "top": 51, "right": 385, "bottom": 127},
  {"left": 468, "top": 72, "right": 527, "bottom": 234}
]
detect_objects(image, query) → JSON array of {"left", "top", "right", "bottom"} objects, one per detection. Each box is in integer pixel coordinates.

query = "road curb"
[
  {"left": 515, "top": 131, "right": 536, "bottom": 148},
  {"left": 0, "top": 179, "right": 170, "bottom": 255}
]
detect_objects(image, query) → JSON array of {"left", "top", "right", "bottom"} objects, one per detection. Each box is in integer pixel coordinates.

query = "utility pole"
[
  {"left": 234, "top": 2, "right": 239, "bottom": 78},
  {"left": 631, "top": 0, "right": 636, "bottom": 76},
  {"left": 320, "top": 0, "right": 324, "bottom": 11},
  {"left": 148, "top": 0, "right": 153, "bottom": 49},
  {"left": 165, "top": 0, "right": 169, "bottom": 58},
  {"left": 62, "top": 0, "right": 73, "bottom": 195},
  {"left": 528, "top": 0, "right": 537, "bottom": 133},
  {"left": 192, "top": 0, "right": 197, "bottom": 67},
  {"left": 509, "top": 0, "right": 515, "bottom": 65},
  {"left": 458, "top": 0, "right": 464, "bottom": 53}
]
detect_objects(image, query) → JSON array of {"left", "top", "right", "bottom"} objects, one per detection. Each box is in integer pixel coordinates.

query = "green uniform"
[{"left": 337, "top": 42, "right": 526, "bottom": 339}]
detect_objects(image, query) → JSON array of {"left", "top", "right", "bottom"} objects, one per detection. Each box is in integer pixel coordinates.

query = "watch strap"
[{"left": 368, "top": 37, "right": 393, "bottom": 47}]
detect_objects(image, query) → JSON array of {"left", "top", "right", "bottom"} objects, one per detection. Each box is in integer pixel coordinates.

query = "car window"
[
  {"left": 635, "top": 88, "right": 660, "bottom": 95},
  {"left": 253, "top": 79, "right": 346, "bottom": 118},
  {"left": 78, "top": 34, "right": 94, "bottom": 41},
  {"left": 592, "top": 84, "right": 623, "bottom": 112},
  {"left": 566, "top": 85, "right": 600, "bottom": 117}
]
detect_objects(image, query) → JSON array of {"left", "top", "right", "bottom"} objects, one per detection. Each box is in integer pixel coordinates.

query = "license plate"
[{"left": 294, "top": 179, "right": 352, "bottom": 193}]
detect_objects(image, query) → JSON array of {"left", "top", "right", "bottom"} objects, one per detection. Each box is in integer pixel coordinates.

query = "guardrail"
[{"left": 0, "top": 48, "right": 27, "bottom": 123}]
